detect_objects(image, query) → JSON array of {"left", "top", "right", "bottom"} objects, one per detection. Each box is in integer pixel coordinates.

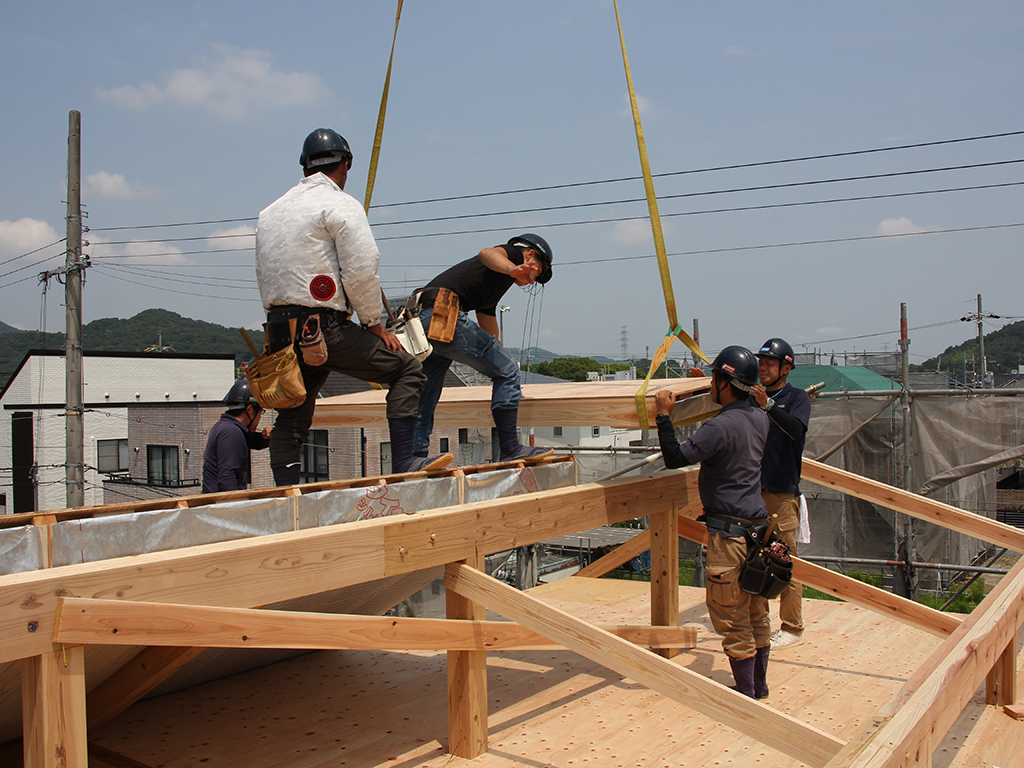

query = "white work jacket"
[{"left": 255, "top": 173, "right": 384, "bottom": 324}]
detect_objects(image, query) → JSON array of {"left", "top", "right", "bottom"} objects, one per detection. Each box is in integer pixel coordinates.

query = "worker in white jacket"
[{"left": 255, "top": 128, "right": 452, "bottom": 485}]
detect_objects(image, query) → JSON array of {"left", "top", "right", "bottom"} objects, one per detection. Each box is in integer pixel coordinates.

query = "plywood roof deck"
[
  {"left": 80, "top": 579, "right": 1024, "bottom": 768},
  {"left": 4, "top": 455, "right": 1024, "bottom": 767}
]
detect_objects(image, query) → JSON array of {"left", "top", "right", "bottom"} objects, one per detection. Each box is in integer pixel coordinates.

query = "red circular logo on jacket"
[{"left": 309, "top": 275, "right": 336, "bottom": 301}]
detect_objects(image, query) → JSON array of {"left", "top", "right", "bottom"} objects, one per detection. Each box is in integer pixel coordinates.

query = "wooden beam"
[
  {"left": 381, "top": 470, "right": 699, "bottom": 575},
  {"left": 86, "top": 646, "right": 204, "bottom": 732},
  {"left": 447, "top": 555, "right": 487, "bottom": 760},
  {"left": 575, "top": 528, "right": 651, "bottom": 578},
  {"left": 985, "top": 639, "right": 1018, "bottom": 707},
  {"left": 53, "top": 597, "right": 697, "bottom": 651},
  {"left": 444, "top": 562, "right": 845, "bottom": 768},
  {"left": 826, "top": 556, "right": 1024, "bottom": 768},
  {"left": 313, "top": 378, "right": 711, "bottom": 429},
  {"left": 0, "top": 470, "right": 701, "bottom": 665},
  {"left": 22, "top": 645, "right": 87, "bottom": 768},
  {"left": 675, "top": 515, "right": 961, "bottom": 637},
  {"left": 802, "top": 458, "right": 1024, "bottom": 554},
  {"left": 649, "top": 507, "right": 679, "bottom": 659}
]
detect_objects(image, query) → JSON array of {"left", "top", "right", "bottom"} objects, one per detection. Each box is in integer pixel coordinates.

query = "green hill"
[
  {"left": 0, "top": 309, "right": 264, "bottom": 389},
  {"left": 913, "top": 319, "right": 1024, "bottom": 375}
]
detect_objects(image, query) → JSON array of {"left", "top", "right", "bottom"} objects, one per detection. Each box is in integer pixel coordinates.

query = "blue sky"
[{"left": 2, "top": 1, "right": 1022, "bottom": 366}]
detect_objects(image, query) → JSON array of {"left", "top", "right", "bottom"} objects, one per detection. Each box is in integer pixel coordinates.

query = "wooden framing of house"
[{"left": 1, "top": 446, "right": 1022, "bottom": 767}]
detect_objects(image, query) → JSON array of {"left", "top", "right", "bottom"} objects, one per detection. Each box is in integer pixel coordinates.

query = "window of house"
[
  {"left": 97, "top": 438, "right": 129, "bottom": 473},
  {"left": 592, "top": 427, "right": 601, "bottom": 438},
  {"left": 553, "top": 427, "right": 563, "bottom": 437},
  {"left": 379, "top": 441, "right": 392, "bottom": 475},
  {"left": 147, "top": 445, "right": 179, "bottom": 486},
  {"left": 458, "top": 428, "right": 468, "bottom": 444},
  {"left": 439, "top": 437, "right": 449, "bottom": 453},
  {"left": 301, "top": 430, "right": 329, "bottom": 484}
]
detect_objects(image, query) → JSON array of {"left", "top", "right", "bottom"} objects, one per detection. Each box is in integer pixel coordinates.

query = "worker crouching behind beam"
[
  {"left": 409, "top": 234, "right": 556, "bottom": 463},
  {"left": 255, "top": 128, "right": 452, "bottom": 485},
  {"left": 654, "top": 346, "right": 772, "bottom": 699}
]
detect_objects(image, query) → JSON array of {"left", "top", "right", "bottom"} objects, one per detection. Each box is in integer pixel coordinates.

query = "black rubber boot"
[
  {"left": 493, "top": 408, "right": 554, "bottom": 461},
  {"left": 389, "top": 417, "right": 453, "bottom": 473},
  {"left": 729, "top": 655, "right": 757, "bottom": 698},
  {"left": 754, "top": 645, "right": 770, "bottom": 700},
  {"left": 272, "top": 463, "right": 301, "bottom": 487}
]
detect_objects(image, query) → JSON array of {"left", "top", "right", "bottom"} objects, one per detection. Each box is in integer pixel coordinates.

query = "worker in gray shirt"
[{"left": 655, "top": 345, "right": 772, "bottom": 699}]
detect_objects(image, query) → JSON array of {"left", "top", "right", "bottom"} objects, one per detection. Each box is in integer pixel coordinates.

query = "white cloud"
[
  {"left": 83, "top": 171, "right": 165, "bottom": 200},
  {"left": 815, "top": 326, "right": 844, "bottom": 336},
  {"left": 725, "top": 46, "right": 746, "bottom": 56},
  {"left": 611, "top": 218, "right": 656, "bottom": 245},
  {"left": 96, "top": 46, "right": 328, "bottom": 120},
  {"left": 620, "top": 92, "right": 655, "bottom": 117},
  {"left": 0, "top": 218, "right": 60, "bottom": 256},
  {"left": 877, "top": 216, "right": 927, "bottom": 236},
  {"left": 208, "top": 225, "right": 256, "bottom": 252}
]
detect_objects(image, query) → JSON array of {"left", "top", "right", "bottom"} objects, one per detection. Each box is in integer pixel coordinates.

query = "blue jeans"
[{"left": 413, "top": 308, "right": 522, "bottom": 454}]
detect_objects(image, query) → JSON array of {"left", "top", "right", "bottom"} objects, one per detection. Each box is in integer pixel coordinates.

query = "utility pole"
[
  {"left": 960, "top": 294, "right": 999, "bottom": 388},
  {"left": 692, "top": 318, "right": 700, "bottom": 370},
  {"left": 896, "top": 303, "right": 916, "bottom": 599},
  {"left": 65, "top": 111, "right": 85, "bottom": 508}
]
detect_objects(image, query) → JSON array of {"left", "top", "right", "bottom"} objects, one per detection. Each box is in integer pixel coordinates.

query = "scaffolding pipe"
[{"left": 800, "top": 555, "right": 1008, "bottom": 575}]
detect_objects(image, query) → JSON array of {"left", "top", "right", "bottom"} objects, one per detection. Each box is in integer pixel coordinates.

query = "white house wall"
[{"left": 1, "top": 354, "right": 236, "bottom": 513}]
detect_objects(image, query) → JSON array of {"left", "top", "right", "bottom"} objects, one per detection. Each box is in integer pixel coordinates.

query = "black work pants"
[{"left": 268, "top": 314, "right": 425, "bottom": 468}]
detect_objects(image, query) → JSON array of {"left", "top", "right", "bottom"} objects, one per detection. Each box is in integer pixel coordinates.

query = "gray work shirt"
[{"left": 657, "top": 400, "right": 770, "bottom": 520}]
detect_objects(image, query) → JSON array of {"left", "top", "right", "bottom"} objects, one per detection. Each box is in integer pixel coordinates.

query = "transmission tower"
[{"left": 619, "top": 327, "right": 628, "bottom": 359}]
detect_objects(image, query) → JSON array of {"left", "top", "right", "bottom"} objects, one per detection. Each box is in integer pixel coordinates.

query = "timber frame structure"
[{"left": 0, "top": 453, "right": 1023, "bottom": 767}]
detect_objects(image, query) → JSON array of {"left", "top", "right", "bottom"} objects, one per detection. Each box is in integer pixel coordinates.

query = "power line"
[
  {"left": 0, "top": 238, "right": 65, "bottom": 268},
  {"left": 77, "top": 128, "right": 1024, "bottom": 233},
  {"left": 373, "top": 179, "right": 1024, "bottom": 244},
  {"left": 371, "top": 128, "right": 1024, "bottom": 208},
  {"left": 370, "top": 159, "right": 1024, "bottom": 229},
  {"left": 555, "top": 221, "right": 1024, "bottom": 266}
]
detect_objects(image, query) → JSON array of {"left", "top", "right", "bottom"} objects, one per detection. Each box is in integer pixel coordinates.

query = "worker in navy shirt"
[
  {"left": 751, "top": 338, "right": 812, "bottom": 651},
  {"left": 202, "top": 379, "right": 271, "bottom": 493},
  {"left": 655, "top": 346, "right": 771, "bottom": 699}
]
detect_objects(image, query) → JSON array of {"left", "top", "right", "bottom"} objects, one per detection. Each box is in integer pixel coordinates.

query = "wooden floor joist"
[{"left": 53, "top": 597, "right": 698, "bottom": 651}]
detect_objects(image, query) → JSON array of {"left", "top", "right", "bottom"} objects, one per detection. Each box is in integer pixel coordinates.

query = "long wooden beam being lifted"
[
  {"left": 312, "top": 377, "right": 711, "bottom": 429},
  {"left": 53, "top": 597, "right": 697, "bottom": 651}
]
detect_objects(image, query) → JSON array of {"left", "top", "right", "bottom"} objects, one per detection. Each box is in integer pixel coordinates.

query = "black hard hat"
[
  {"left": 711, "top": 346, "right": 760, "bottom": 391},
  {"left": 300, "top": 128, "right": 352, "bottom": 171},
  {"left": 508, "top": 233, "right": 553, "bottom": 284},
  {"left": 223, "top": 377, "right": 259, "bottom": 410},
  {"left": 756, "top": 338, "right": 796, "bottom": 367}
]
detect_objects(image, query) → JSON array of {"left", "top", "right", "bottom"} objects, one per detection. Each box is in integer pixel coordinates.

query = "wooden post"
[
  {"left": 446, "top": 553, "right": 488, "bottom": 758},
  {"left": 22, "top": 645, "right": 87, "bottom": 768},
  {"left": 985, "top": 639, "right": 1018, "bottom": 706},
  {"left": 650, "top": 508, "right": 679, "bottom": 658}
]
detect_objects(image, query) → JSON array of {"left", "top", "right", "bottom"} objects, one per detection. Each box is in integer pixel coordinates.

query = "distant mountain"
[
  {"left": 0, "top": 309, "right": 265, "bottom": 390},
  {"left": 914, "top": 319, "right": 1024, "bottom": 376},
  {"left": 0, "top": 320, "right": 20, "bottom": 334}
]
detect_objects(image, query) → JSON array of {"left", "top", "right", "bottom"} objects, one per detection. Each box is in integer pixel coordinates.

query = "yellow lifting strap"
[
  {"left": 613, "top": 0, "right": 709, "bottom": 428},
  {"left": 362, "top": 1, "right": 404, "bottom": 391},
  {"left": 363, "top": 0, "right": 403, "bottom": 215}
]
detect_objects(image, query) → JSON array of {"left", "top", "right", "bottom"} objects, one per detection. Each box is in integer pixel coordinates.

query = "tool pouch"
[
  {"left": 426, "top": 287, "right": 459, "bottom": 343},
  {"left": 298, "top": 314, "right": 328, "bottom": 367},
  {"left": 738, "top": 524, "right": 793, "bottom": 599},
  {"left": 238, "top": 320, "right": 307, "bottom": 410}
]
